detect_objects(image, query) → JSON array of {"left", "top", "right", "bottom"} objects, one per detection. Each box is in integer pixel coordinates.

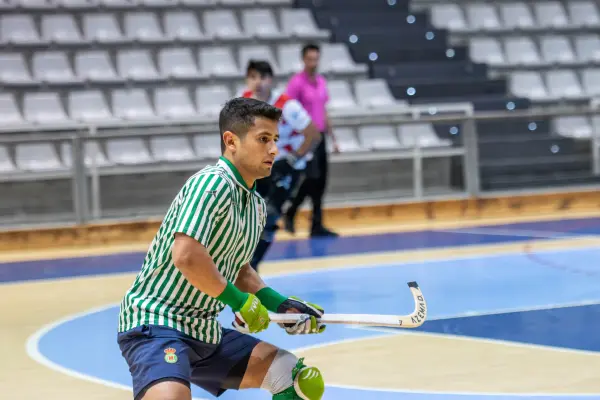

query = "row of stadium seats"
[
  {"left": 1, "top": 9, "right": 327, "bottom": 45},
  {"left": 509, "top": 69, "right": 600, "bottom": 101},
  {"left": 0, "top": 0, "right": 293, "bottom": 9},
  {"left": 470, "top": 35, "right": 600, "bottom": 67},
  {"left": 0, "top": 79, "right": 405, "bottom": 126},
  {"left": 0, "top": 123, "right": 450, "bottom": 173},
  {"left": 0, "top": 43, "right": 366, "bottom": 86},
  {"left": 431, "top": 1, "right": 600, "bottom": 31},
  {"left": 553, "top": 115, "right": 600, "bottom": 139}
]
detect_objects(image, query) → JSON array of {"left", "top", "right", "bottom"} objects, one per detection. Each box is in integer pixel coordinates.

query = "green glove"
[
  {"left": 232, "top": 293, "right": 270, "bottom": 334},
  {"left": 217, "top": 281, "right": 270, "bottom": 334}
]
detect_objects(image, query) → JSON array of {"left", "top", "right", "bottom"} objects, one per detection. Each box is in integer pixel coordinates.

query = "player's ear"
[{"left": 222, "top": 131, "right": 238, "bottom": 153}]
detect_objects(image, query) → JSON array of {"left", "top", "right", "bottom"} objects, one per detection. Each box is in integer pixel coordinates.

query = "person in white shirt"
[{"left": 241, "top": 60, "right": 321, "bottom": 271}]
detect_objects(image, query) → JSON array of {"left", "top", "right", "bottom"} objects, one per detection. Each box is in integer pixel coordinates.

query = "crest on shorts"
[{"left": 164, "top": 347, "right": 178, "bottom": 364}]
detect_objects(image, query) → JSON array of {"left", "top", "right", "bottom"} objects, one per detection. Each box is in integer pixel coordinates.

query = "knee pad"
[{"left": 261, "top": 350, "right": 324, "bottom": 400}]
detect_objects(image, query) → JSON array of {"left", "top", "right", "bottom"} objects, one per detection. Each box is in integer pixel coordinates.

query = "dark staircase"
[{"left": 295, "top": 0, "right": 600, "bottom": 192}]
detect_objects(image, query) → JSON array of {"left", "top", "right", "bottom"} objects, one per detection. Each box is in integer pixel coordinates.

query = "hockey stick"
[{"left": 269, "top": 281, "right": 427, "bottom": 328}]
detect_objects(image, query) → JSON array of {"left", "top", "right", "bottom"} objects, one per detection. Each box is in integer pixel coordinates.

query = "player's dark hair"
[
  {"left": 219, "top": 97, "right": 282, "bottom": 153},
  {"left": 301, "top": 43, "right": 320, "bottom": 57},
  {"left": 246, "top": 60, "right": 274, "bottom": 78}
]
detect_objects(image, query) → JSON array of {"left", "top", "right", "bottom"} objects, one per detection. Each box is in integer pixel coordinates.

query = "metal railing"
[{"left": 1, "top": 103, "right": 599, "bottom": 229}]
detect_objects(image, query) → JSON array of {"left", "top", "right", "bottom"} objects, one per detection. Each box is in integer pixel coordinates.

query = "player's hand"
[
  {"left": 232, "top": 293, "right": 270, "bottom": 334},
  {"left": 277, "top": 296, "right": 326, "bottom": 335}
]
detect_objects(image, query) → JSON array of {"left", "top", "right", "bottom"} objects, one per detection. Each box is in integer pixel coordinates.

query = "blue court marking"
[
  {"left": 4, "top": 216, "right": 600, "bottom": 284},
  {"left": 34, "top": 247, "right": 600, "bottom": 399}
]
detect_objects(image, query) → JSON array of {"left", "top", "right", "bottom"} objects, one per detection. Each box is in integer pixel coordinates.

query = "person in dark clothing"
[{"left": 283, "top": 44, "right": 339, "bottom": 238}]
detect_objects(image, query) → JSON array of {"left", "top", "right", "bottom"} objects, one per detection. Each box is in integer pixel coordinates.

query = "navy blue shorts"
[{"left": 117, "top": 324, "right": 261, "bottom": 399}]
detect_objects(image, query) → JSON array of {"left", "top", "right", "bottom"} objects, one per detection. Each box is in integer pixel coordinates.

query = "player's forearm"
[
  {"left": 296, "top": 123, "right": 321, "bottom": 157},
  {"left": 236, "top": 264, "right": 288, "bottom": 312},
  {"left": 234, "top": 263, "right": 267, "bottom": 294},
  {"left": 172, "top": 234, "right": 247, "bottom": 310}
]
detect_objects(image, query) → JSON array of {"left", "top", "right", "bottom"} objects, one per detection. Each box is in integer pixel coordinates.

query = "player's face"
[
  {"left": 303, "top": 50, "right": 320, "bottom": 73},
  {"left": 246, "top": 70, "right": 261, "bottom": 92},
  {"left": 256, "top": 75, "right": 273, "bottom": 95},
  {"left": 238, "top": 117, "right": 279, "bottom": 179}
]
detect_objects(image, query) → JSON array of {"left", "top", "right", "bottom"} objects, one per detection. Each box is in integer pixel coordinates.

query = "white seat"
[
  {"left": 509, "top": 71, "right": 548, "bottom": 100},
  {"left": 581, "top": 68, "right": 600, "bottom": 97},
  {"left": 534, "top": 1, "right": 569, "bottom": 28},
  {"left": 399, "top": 123, "right": 451, "bottom": 148},
  {"left": 196, "top": 85, "right": 231, "bottom": 118},
  {"left": 41, "top": 14, "right": 83, "bottom": 44},
  {"left": 105, "top": 138, "right": 152, "bottom": 165},
  {"left": 219, "top": 0, "right": 255, "bottom": 5},
  {"left": 326, "top": 80, "right": 365, "bottom": 117},
  {"left": 277, "top": 43, "right": 303, "bottom": 75},
  {"left": 203, "top": 10, "right": 244, "bottom": 40},
  {"left": 0, "top": 94, "right": 26, "bottom": 126},
  {"left": 504, "top": 37, "right": 542, "bottom": 66},
  {"left": 1, "top": 14, "right": 41, "bottom": 45},
  {"left": 320, "top": 43, "right": 367, "bottom": 74},
  {"left": 280, "top": 9, "right": 329, "bottom": 39},
  {"left": 0, "top": 146, "right": 16, "bottom": 173},
  {"left": 430, "top": 4, "right": 467, "bottom": 31},
  {"left": 159, "top": 48, "right": 203, "bottom": 79},
  {"left": 32, "top": 51, "right": 80, "bottom": 84},
  {"left": 354, "top": 78, "right": 409, "bottom": 113},
  {"left": 111, "top": 89, "right": 158, "bottom": 120},
  {"left": 465, "top": 4, "right": 502, "bottom": 30},
  {"left": 23, "top": 92, "right": 70, "bottom": 124},
  {"left": 540, "top": 35, "right": 576, "bottom": 64},
  {"left": 57, "top": 0, "right": 99, "bottom": 8},
  {"left": 499, "top": 3, "right": 535, "bottom": 29},
  {"left": 154, "top": 87, "right": 196, "bottom": 119},
  {"left": 331, "top": 127, "right": 362, "bottom": 153},
  {"left": 358, "top": 125, "right": 402, "bottom": 150},
  {"left": 180, "top": 0, "right": 216, "bottom": 6},
  {"left": 140, "top": 0, "right": 178, "bottom": 7},
  {"left": 68, "top": 90, "right": 117, "bottom": 123},
  {"left": 164, "top": 12, "right": 206, "bottom": 42},
  {"left": 199, "top": 47, "right": 240, "bottom": 78},
  {"left": 99, "top": 0, "right": 136, "bottom": 8},
  {"left": 553, "top": 116, "right": 593, "bottom": 139},
  {"left": 574, "top": 35, "right": 600, "bottom": 62},
  {"left": 469, "top": 37, "right": 505, "bottom": 66},
  {"left": 124, "top": 12, "right": 167, "bottom": 42},
  {"left": 15, "top": 143, "right": 63, "bottom": 171},
  {"left": 193, "top": 133, "right": 222, "bottom": 159},
  {"left": 117, "top": 49, "right": 160, "bottom": 81},
  {"left": 242, "top": 9, "right": 285, "bottom": 39},
  {"left": 75, "top": 50, "right": 122, "bottom": 82},
  {"left": 568, "top": 1, "right": 600, "bottom": 27},
  {"left": 83, "top": 14, "right": 126, "bottom": 43},
  {"left": 545, "top": 70, "right": 584, "bottom": 100},
  {"left": 0, "top": 53, "right": 34, "bottom": 85},
  {"left": 61, "top": 141, "right": 113, "bottom": 168},
  {"left": 150, "top": 136, "right": 195, "bottom": 162}
]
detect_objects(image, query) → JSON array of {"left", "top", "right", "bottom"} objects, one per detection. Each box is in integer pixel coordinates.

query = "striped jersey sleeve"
[{"left": 173, "top": 172, "right": 232, "bottom": 248}]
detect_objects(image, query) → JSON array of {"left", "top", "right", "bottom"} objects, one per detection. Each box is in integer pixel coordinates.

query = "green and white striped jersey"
[{"left": 118, "top": 156, "right": 267, "bottom": 344}]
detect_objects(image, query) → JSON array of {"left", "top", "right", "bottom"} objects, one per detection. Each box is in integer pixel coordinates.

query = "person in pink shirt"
[{"left": 283, "top": 43, "right": 339, "bottom": 238}]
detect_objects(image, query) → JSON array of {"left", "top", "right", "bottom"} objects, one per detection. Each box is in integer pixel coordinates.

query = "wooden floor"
[{"left": 3, "top": 203, "right": 600, "bottom": 400}]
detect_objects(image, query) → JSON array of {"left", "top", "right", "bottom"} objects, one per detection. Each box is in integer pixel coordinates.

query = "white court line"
[
  {"left": 25, "top": 245, "right": 600, "bottom": 398},
  {"left": 25, "top": 303, "right": 211, "bottom": 400},
  {"left": 435, "top": 227, "right": 593, "bottom": 239},
  {"left": 313, "top": 327, "right": 600, "bottom": 397}
]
